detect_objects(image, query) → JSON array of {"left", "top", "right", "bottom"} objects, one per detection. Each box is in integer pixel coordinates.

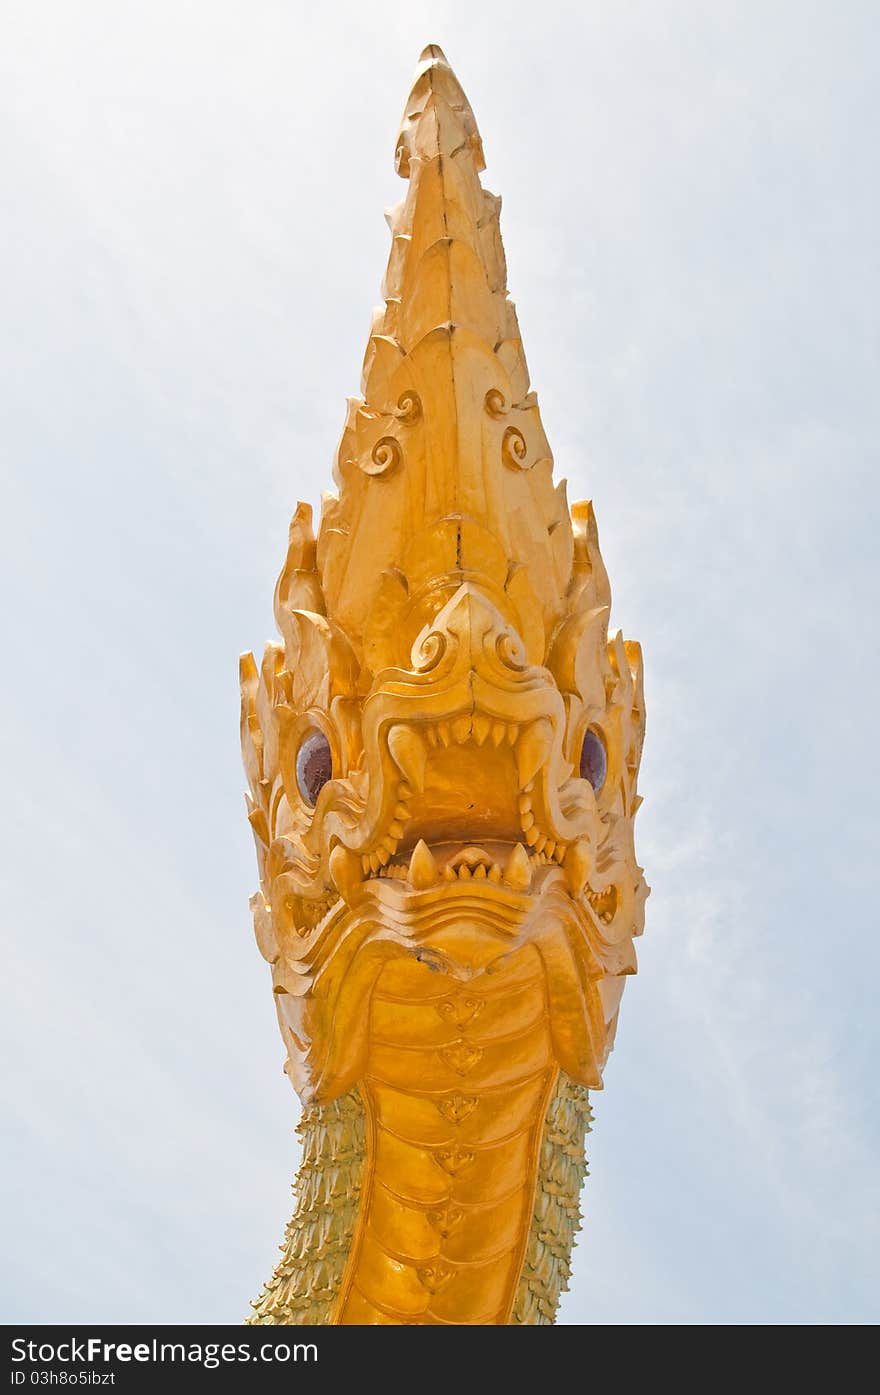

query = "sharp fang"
[
  {"left": 515, "top": 718, "right": 554, "bottom": 790},
  {"left": 388, "top": 725, "right": 428, "bottom": 793},
  {"left": 488, "top": 863, "right": 501, "bottom": 883},
  {"left": 491, "top": 721, "right": 507, "bottom": 747},
  {"left": 521, "top": 809, "right": 535, "bottom": 831},
  {"left": 442, "top": 865, "right": 456, "bottom": 881},
  {"left": 524, "top": 825, "right": 540, "bottom": 847},
  {"left": 452, "top": 714, "right": 471, "bottom": 744},
  {"left": 388, "top": 820, "right": 405, "bottom": 839},
  {"left": 329, "top": 845, "right": 364, "bottom": 905},
  {"left": 503, "top": 843, "right": 531, "bottom": 891},
  {"left": 473, "top": 863, "right": 487, "bottom": 879},
  {"left": 518, "top": 793, "right": 532, "bottom": 813},
  {"left": 472, "top": 714, "right": 490, "bottom": 745},
  {"left": 394, "top": 802, "right": 410, "bottom": 819},
  {"left": 564, "top": 839, "right": 592, "bottom": 895},
  {"left": 368, "top": 852, "right": 381, "bottom": 873},
  {"left": 506, "top": 723, "right": 518, "bottom": 744},
  {"left": 409, "top": 839, "right": 439, "bottom": 889},
  {"left": 437, "top": 721, "right": 452, "bottom": 747},
  {"left": 458, "top": 864, "right": 472, "bottom": 879}
]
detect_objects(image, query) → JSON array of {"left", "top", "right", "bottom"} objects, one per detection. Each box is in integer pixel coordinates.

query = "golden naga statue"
[{"left": 240, "top": 44, "right": 647, "bottom": 1326}]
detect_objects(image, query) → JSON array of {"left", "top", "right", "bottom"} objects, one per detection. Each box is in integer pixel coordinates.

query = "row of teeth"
[
  {"left": 373, "top": 853, "right": 614, "bottom": 922},
  {"left": 376, "top": 847, "right": 574, "bottom": 878},
  {"left": 422, "top": 716, "right": 520, "bottom": 748},
  {"left": 339, "top": 839, "right": 535, "bottom": 896},
  {"left": 518, "top": 790, "right": 566, "bottom": 862},
  {"left": 587, "top": 886, "right": 617, "bottom": 924},
  {"left": 378, "top": 860, "right": 505, "bottom": 882},
  {"left": 360, "top": 779, "right": 413, "bottom": 875},
  {"left": 326, "top": 834, "right": 615, "bottom": 925}
]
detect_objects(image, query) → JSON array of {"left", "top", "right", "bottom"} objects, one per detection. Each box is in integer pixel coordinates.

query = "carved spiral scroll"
[
  {"left": 496, "top": 629, "right": 528, "bottom": 671},
  {"left": 502, "top": 426, "right": 529, "bottom": 470},
  {"left": 362, "top": 435, "right": 402, "bottom": 477},
  {"left": 412, "top": 629, "right": 447, "bottom": 673},
  {"left": 395, "top": 390, "right": 422, "bottom": 424},
  {"left": 485, "top": 388, "right": 508, "bottom": 418}
]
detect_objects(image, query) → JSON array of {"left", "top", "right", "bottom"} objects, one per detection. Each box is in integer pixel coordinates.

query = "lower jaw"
[{"left": 366, "top": 840, "right": 619, "bottom": 924}]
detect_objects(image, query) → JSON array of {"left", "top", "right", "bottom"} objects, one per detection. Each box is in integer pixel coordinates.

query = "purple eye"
[
  {"left": 579, "top": 729, "right": 607, "bottom": 793},
  {"left": 295, "top": 730, "right": 332, "bottom": 806}
]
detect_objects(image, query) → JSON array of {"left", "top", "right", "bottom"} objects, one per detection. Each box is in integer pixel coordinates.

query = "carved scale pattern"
[
  {"left": 248, "top": 1093, "right": 365, "bottom": 1325},
  {"left": 511, "top": 1075, "right": 593, "bottom": 1324},
  {"left": 248, "top": 1073, "right": 592, "bottom": 1325}
]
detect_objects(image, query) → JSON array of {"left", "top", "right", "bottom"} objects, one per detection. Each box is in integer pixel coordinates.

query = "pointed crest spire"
[
  {"left": 316, "top": 45, "right": 573, "bottom": 678},
  {"left": 394, "top": 43, "right": 485, "bottom": 178}
]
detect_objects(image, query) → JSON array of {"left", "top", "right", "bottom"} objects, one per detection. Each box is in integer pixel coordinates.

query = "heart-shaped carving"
[
  {"left": 439, "top": 1041, "right": 483, "bottom": 1076},
  {"left": 426, "top": 1204, "right": 465, "bottom": 1238},
  {"left": 436, "top": 1093, "right": 478, "bottom": 1124},
  {"left": 435, "top": 1146, "right": 475, "bottom": 1176},
  {"left": 436, "top": 997, "right": 484, "bottom": 1029},
  {"left": 416, "top": 1262, "right": 455, "bottom": 1294}
]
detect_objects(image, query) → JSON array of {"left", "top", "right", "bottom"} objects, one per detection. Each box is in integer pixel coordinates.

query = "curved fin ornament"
[{"left": 241, "top": 43, "right": 647, "bottom": 1326}]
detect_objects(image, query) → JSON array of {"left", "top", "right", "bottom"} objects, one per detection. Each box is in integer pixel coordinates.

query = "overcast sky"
[{"left": 2, "top": 0, "right": 878, "bottom": 1325}]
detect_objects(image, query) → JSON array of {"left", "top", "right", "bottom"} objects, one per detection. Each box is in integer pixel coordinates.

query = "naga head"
[{"left": 241, "top": 46, "right": 647, "bottom": 1107}]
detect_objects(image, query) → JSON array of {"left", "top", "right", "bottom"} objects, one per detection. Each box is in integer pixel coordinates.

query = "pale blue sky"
[{"left": 2, "top": 0, "right": 877, "bottom": 1324}]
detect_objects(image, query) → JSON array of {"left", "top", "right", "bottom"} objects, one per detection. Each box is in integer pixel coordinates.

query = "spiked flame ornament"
[{"left": 240, "top": 45, "right": 647, "bottom": 1326}]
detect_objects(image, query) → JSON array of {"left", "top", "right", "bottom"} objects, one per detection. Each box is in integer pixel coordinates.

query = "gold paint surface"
[
  {"left": 336, "top": 948, "right": 557, "bottom": 1324},
  {"left": 241, "top": 43, "right": 647, "bottom": 1325}
]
